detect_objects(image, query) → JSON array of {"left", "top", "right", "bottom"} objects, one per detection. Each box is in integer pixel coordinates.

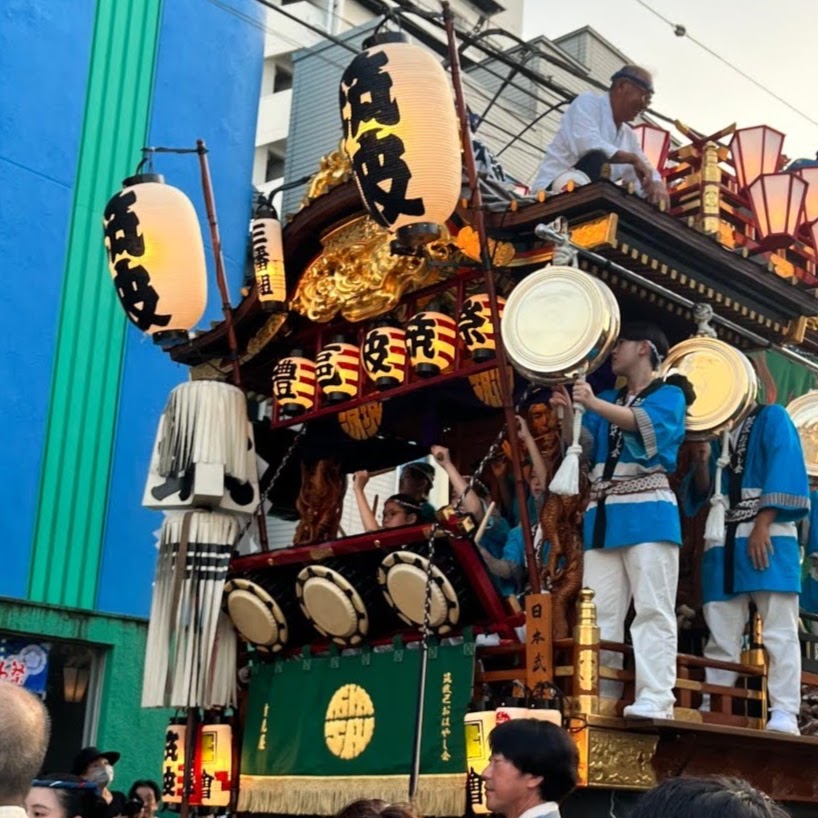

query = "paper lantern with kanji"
[
  {"left": 102, "top": 174, "right": 207, "bottom": 344},
  {"left": 272, "top": 356, "right": 316, "bottom": 416},
  {"left": 458, "top": 294, "right": 505, "bottom": 362},
  {"left": 339, "top": 33, "right": 461, "bottom": 245},
  {"left": 316, "top": 342, "right": 361, "bottom": 402},
  {"left": 251, "top": 208, "right": 287, "bottom": 311},
  {"left": 160, "top": 721, "right": 233, "bottom": 808},
  {"left": 362, "top": 326, "right": 407, "bottom": 389},
  {"left": 406, "top": 311, "right": 457, "bottom": 377}
]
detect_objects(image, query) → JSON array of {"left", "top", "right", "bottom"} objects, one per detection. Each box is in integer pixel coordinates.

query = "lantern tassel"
[
  {"left": 704, "top": 428, "right": 731, "bottom": 546},
  {"left": 549, "top": 378, "right": 586, "bottom": 497}
]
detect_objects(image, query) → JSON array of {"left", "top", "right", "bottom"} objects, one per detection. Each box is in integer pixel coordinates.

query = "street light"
[
  {"left": 631, "top": 124, "right": 671, "bottom": 175},
  {"left": 747, "top": 172, "right": 807, "bottom": 250},
  {"left": 729, "top": 125, "right": 785, "bottom": 190},
  {"left": 340, "top": 32, "right": 462, "bottom": 248}
]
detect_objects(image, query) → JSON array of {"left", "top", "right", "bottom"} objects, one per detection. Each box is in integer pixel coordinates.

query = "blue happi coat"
[
  {"left": 582, "top": 382, "right": 687, "bottom": 551},
  {"left": 698, "top": 404, "right": 809, "bottom": 603},
  {"left": 801, "top": 489, "right": 818, "bottom": 614}
]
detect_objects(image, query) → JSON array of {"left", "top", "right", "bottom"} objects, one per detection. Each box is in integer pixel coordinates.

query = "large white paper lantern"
[
  {"left": 102, "top": 173, "right": 207, "bottom": 344},
  {"left": 340, "top": 32, "right": 461, "bottom": 246}
]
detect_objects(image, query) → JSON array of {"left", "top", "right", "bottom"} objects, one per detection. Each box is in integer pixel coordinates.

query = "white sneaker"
[
  {"left": 623, "top": 700, "right": 674, "bottom": 720},
  {"left": 765, "top": 710, "right": 800, "bottom": 735}
]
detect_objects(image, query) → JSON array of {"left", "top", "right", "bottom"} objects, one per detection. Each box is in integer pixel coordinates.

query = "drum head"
[
  {"left": 501, "top": 266, "right": 620, "bottom": 385},
  {"left": 224, "top": 578, "right": 288, "bottom": 652},
  {"left": 296, "top": 565, "right": 369, "bottom": 645},
  {"left": 787, "top": 390, "right": 818, "bottom": 477},
  {"left": 378, "top": 551, "right": 460, "bottom": 635},
  {"left": 661, "top": 337, "right": 758, "bottom": 437}
]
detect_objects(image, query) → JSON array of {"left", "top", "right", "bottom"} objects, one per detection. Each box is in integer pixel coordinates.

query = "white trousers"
[
  {"left": 583, "top": 542, "right": 679, "bottom": 712},
  {"left": 703, "top": 592, "right": 801, "bottom": 715}
]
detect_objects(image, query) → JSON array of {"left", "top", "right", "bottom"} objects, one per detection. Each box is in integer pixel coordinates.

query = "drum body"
[
  {"left": 501, "top": 265, "right": 620, "bottom": 385},
  {"left": 224, "top": 569, "right": 308, "bottom": 654},
  {"left": 661, "top": 337, "right": 758, "bottom": 438}
]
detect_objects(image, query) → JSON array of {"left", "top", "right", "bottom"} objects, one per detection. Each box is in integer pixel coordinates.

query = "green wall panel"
[
  {"left": 29, "top": 0, "right": 163, "bottom": 607},
  {"left": 0, "top": 598, "right": 170, "bottom": 786}
]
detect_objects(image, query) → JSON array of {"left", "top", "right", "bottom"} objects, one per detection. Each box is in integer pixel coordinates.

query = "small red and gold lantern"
[
  {"left": 316, "top": 341, "right": 361, "bottom": 403},
  {"left": 729, "top": 125, "right": 785, "bottom": 191},
  {"left": 102, "top": 174, "right": 207, "bottom": 346},
  {"left": 251, "top": 198, "right": 287, "bottom": 311},
  {"left": 406, "top": 311, "right": 456, "bottom": 377},
  {"left": 272, "top": 354, "right": 316, "bottom": 416},
  {"left": 747, "top": 172, "right": 806, "bottom": 250},
  {"left": 362, "top": 326, "right": 407, "bottom": 389},
  {"left": 796, "top": 167, "right": 818, "bottom": 223},
  {"left": 458, "top": 294, "right": 505, "bottom": 362},
  {"left": 631, "top": 124, "right": 671, "bottom": 175},
  {"left": 161, "top": 720, "right": 233, "bottom": 808}
]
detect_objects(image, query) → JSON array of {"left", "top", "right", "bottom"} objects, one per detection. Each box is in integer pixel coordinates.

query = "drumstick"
[
  {"left": 372, "top": 495, "right": 379, "bottom": 517},
  {"left": 474, "top": 501, "right": 496, "bottom": 546}
]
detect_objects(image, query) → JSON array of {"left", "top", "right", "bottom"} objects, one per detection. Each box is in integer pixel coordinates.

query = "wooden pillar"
[{"left": 699, "top": 141, "right": 721, "bottom": 235}]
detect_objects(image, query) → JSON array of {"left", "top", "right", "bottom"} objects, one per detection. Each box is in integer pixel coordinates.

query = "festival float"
[{"left": 101, "top": 3, "right": 818, "bottom": 816}]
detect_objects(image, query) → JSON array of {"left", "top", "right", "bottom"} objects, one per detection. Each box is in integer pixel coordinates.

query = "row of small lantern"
[
  {"left": 272, "top": 295, "right": 505, "bottom": 417},
  {"left": 633, "top": 122, "right": 818, "bottom": 254}
]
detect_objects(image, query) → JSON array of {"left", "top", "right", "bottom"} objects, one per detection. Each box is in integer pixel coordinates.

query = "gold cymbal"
[
  {"left": 786, "top": 390, "right": 818, "bottom": 477},
  {"left": 501, "top": 265, "right": 620, "bottom": 385},
  {"left": 661, "top": 337, "right": 758, "bottom": 438}
]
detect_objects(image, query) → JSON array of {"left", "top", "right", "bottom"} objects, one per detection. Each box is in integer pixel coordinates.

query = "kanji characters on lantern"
[
  {"left": 458, "top": 294, "right": 505, "bottom": 362},
  {"left": 102, "top": 174, "right": 207, "bottom": 344},
  {"left": 361, "top": 326, "right": 407, "bottom": 389},
  {"left": 316, "top": 341, "right": 361, "bottom": 402},
  {"left": 406, "top": 311, "right": 457, "bottom": 377},
  {"left": 273, "top": 355, "right": 317, "bottom": 416},
  {"left": 251, "top": 205, "right": 287, "bottom": 311}
]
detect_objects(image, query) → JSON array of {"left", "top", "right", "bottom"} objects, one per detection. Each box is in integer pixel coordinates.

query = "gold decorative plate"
[
  {"left": 501, "top": 265, "right": 620, "bottom": 385},
  {"left": 661, "top": 337, "right": 758, "bottom": 438},
  {"left": 786, "top": 390, "right": 818, "bottom": 477}
]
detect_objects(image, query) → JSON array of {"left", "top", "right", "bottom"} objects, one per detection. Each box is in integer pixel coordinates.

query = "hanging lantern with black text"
[
  {"left": 458, "top": 294, "right": 505, "bottom": 362},
  {"left": 316, "top": 340, "right": 361, "bottom": 403},
  {"left": 339, "top": 33, "right": 461, "bottom": 248},
  {"left": 361, "top": 326, "right": 407, "bottom": 389},
  {"left": 160, "top": 720, "right": 233, "bottom": 808},
  {"left": 250, "top": 196, "right": 287, "bottom": 311},
  {"left": 102, "top": 174, "right": 207, "bottom": 346},
  {"left": 406, "top": 311, "right": 457, "bottom": 377},
  {"left": 272, "top": 354, "right": 317, "bottom": 416}
]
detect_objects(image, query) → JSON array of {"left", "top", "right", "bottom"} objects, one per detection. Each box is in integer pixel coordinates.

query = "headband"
[{"left": 610, "top": 69, "right": 654, "bottom": 94}]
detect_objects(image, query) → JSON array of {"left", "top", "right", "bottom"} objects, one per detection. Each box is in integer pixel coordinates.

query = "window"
[
  {"left": 273, "top": 63, "right": 293, "bottom": 94},
  {"left": 265, "top": 150, "right": 286, "bottom": 183}
]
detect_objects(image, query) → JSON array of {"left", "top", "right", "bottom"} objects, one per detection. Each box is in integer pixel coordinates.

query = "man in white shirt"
[
  {"left": 532, "top": 65, "right": 669, "bottom": 206},
  {"left": 482, "top": 718, "right": 578, "bottom": 818},
  {"left": 0, "top": 681, "right": 51, "bottom": 818}
]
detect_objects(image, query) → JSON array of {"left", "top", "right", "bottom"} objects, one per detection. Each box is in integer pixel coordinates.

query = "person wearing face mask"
[
  {"left": 531, "top": 65, "right": 669, "bottom": 206},
  {"left": 71, "top": 749, "right": 125, "bottom": 818}
]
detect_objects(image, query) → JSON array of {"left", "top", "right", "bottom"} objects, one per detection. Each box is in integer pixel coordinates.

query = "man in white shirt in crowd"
[
  {"left": 482, "top": 718, "right": 578, "bottom": 818},
  {"left": 532, "top": 65, "right": 669, "bottom": 206},
  {"left": 0, "top": 681, "right": 51, "bottom": 818}
]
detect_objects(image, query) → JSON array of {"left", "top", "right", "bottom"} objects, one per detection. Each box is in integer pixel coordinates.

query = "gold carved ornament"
[
  {"left": 585, "top": 730, "right": 658, "bottom": 788},
  {"left": 290, "top": 216, "right": 458, "bottom": 324},
  {"left": 299, "top": 141, "right": 353, "bottom": 210}
]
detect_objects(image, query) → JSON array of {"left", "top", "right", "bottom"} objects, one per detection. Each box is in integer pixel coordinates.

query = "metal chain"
[{"left": 238, "top": 425, "right": 306, "bottom": 541}]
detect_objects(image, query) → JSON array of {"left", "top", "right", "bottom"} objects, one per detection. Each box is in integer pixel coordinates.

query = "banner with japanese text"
[{"left": 239, "top": 643, "right": 474, "bottom": 815}]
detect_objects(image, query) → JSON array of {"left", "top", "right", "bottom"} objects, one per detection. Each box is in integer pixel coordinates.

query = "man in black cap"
[
  {"left": 72, "top": 746, "right": 126, "bottom": 818},
  {"left": 398, "top": 460, "right": 437, "bottom": 523}
]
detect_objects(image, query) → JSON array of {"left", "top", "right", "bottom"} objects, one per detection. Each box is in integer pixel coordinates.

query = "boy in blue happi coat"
[
  {"left": 689, "top": 402, "right": 809, "bottom": 734},
  {"left": 551, "top": 322, "right": 695, "bottom": 720}
]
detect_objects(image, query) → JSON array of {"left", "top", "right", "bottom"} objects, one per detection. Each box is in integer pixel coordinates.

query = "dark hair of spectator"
[
  {"left": 488, "top": 718, "right": 578, "bottom": 803},
  {"left": 29, "top": 773, "right": 106, "bottom": 818},
  {"left": 335, "top": 801, "right": 420, "bottom": 818},
  {"left": 127, "top": 781, "right": 160, "bottom": 803},
  {"left": 629, "top": 776, "right": 790, "bottom": 818}
]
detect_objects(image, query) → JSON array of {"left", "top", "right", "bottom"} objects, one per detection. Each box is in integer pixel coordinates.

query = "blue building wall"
[
  {"left": 0, "top": 0, "right": 97, "bottom": 598},
  {"left": 0, "top": 0, "right": 264, "bottom": 615}
]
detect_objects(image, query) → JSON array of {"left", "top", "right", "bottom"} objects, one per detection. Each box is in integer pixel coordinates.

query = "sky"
[{"left": 523, "top": 0, "right": 818, "bottom": 161}]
